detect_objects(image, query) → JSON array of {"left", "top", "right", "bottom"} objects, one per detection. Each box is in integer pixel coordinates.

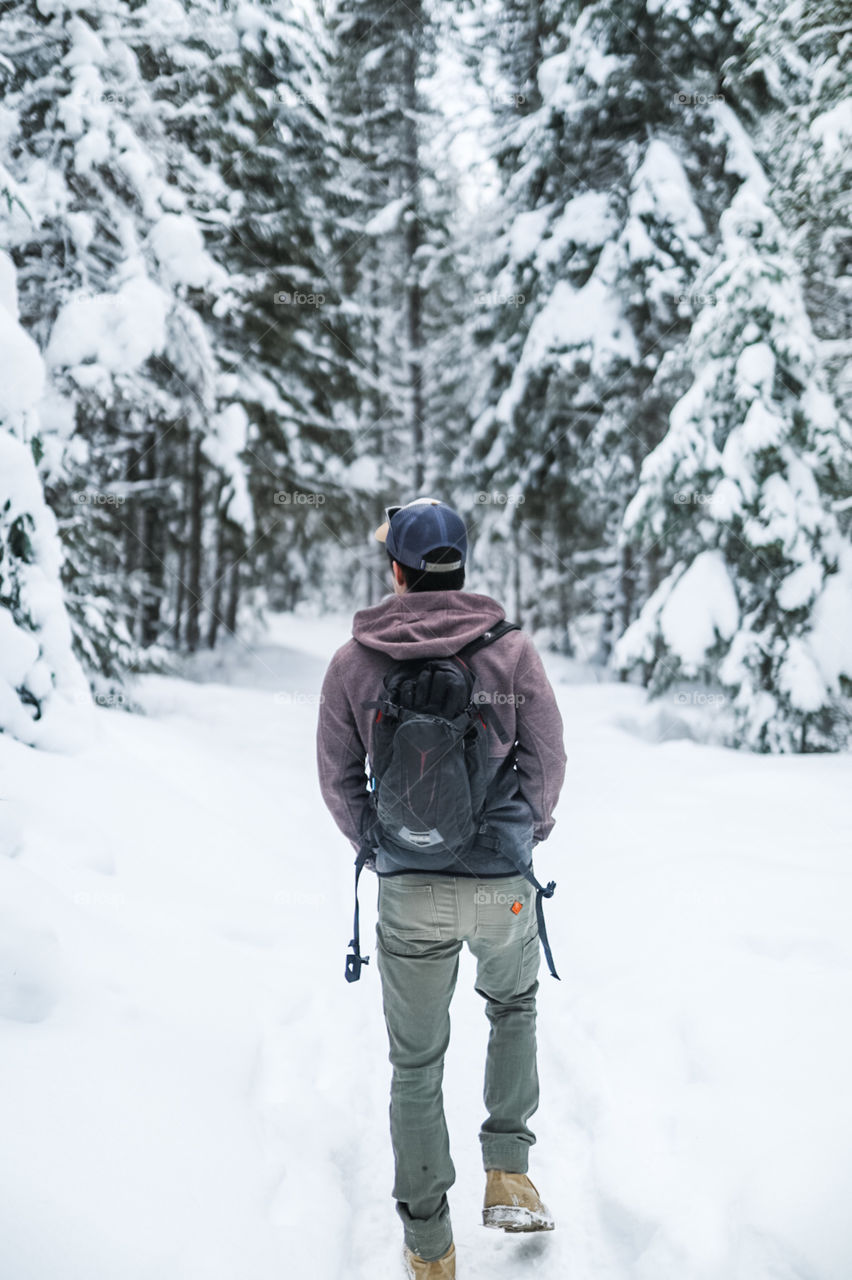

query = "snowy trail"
[{"left": 1, "top": 613, "right": 851, "bottom": 1280}]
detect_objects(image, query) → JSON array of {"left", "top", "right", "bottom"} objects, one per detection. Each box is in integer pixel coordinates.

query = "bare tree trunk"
[
  {"left": 365, "top": 255, "right": 385, "bottom": 610},
  {"left": 402, "top": 28, "right": 424, "bottom": 490},
  {"left": 207, "top": 484, "right": 227, "bottom": 649},
  {"left": 646, "top": 539, "right": 664, "bottom": 596},
  {"left": 512, "top": 522, "right": 523, "bottom": 624},
  {"left": 526, "top": 529, "right": 550, "bottom": 632},
  {"left": 616, "top": 542, "right": 635, "bottom": 681},
  {"left": 366, "top": 553, "right": 381, "bottom": 605},
  {"left": 554, "top": 513, "right": 573, "bottom": 651},
  {"left": 618, "top": 542, "right": 636, "bottom": 631},
  {"left": 173, "top": 538, "right": 186, "bottom": 648},
  {"left": 140, "top": 432, "right": 164, "bottom": 647},
  {"left": 225, "top": 557, "right": 240, "bottom": 635},
  {"left": 124, "top": 442, "right": 142, "bottom": 643},
  {"left": 185, "top": 432, "right": 204, "bottom": 653},
  {"left": 369, "top": 259, "right": 384, "bottom": 465}
]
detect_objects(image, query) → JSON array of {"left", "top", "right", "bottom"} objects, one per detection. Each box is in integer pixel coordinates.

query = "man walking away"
[{"left": 316, "top": 498, "right": 567, "bottom": 1278}]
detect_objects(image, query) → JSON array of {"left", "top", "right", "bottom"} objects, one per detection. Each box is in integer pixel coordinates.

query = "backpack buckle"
[{"left": 345, "top": 947, "right": 370, "bottom": 983}]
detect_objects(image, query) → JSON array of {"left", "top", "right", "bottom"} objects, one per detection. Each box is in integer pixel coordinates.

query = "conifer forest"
[{"left": 1, "top": 2, "right": 851, "bottom": 745}]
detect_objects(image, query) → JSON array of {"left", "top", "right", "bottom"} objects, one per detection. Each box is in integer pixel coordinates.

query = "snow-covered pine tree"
[
  {"left": 0, "top": 247, "right": 91, "bottom": 746},
  {"left": 460, "top": 0, "right": 741, "bottom": 648},
  {"left": 791, "top": 1, "right": 852, "bottom": 423},
  {"left": 3, "top": 0, "right": 366, "bottom": 652},
  {"left": 615, "top": 180, "right": 852, "bottom": 751},
  {"left": 1, "top": 0, "right": 232, "bottom": 669},
  {"left": 722, "top": 0, "right": 852, "bottom": 422}
]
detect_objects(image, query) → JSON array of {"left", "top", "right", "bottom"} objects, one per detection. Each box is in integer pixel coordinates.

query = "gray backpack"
[{"left": 362, "top": 621, "right": 518, "bottom": 862}]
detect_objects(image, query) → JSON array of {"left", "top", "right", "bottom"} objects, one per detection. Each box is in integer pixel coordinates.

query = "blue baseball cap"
[{"left": 374, "top": 497, "right": 467, "bottom": 572}]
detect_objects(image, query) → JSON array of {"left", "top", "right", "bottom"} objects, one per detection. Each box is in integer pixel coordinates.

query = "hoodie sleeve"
[
  {"left": 513, "top": 635, "right": 567, "bottom": 843},
  {"left": 316, "top": 648, "right": 371, "bottom": 852}
]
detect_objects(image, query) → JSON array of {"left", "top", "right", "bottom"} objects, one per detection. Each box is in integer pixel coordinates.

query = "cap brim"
[{"left": 374, "top": 520, "right": 390, "bottom": 543}]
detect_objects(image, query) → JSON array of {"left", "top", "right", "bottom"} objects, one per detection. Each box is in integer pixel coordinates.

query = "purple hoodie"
[{"left": 316, "top": 590, "right": 567, "bottom": 876}]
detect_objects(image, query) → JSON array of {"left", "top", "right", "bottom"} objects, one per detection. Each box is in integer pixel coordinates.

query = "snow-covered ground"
[{"left": 1, "top": 611, "right": 851, "bottom": 1280}]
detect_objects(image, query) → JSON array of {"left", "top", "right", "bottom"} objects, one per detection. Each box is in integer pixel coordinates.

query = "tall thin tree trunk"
[
  {"left": 402, "top": 29, "right": 424, "bottom": 490},
  {"left": 225, "top": 557, "right": 240, "bottom": 635},
  {"left": 512, "top": 522, "right": 523, "bottom": 624},
  {"left": 366, "top": 256, "right": 384, "bottom": 609},
  {"left": 140, "top": 431, "right": 164, "bottom": 647},
  {"left": 646, "top": 540, "right": 664, "bottom": 596},
  {"left": 616, "top": 542, "right": 635, "bottom": 681},
  {"left": 124, "top": 442, "right": 141, "bottom": 642},
  {"left": 185, "top": 432, "right": 204, "bottom": 653},
  {"left": 554, "top": 513, "right": 573, "bottom": 649},
  {"left": 618, "top": 542, "right": 635, "bottom": 631},
  {"left": 207, "top": 485, "right": 226, "bottom": 649}
]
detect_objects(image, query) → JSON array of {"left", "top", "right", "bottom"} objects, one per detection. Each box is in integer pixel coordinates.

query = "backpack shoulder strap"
[
  {"left": 456, "top": 620, "right": 521, "bottom": 745},
  {"left": 457, "top": 619, "right": 521, "bottom": 663}
]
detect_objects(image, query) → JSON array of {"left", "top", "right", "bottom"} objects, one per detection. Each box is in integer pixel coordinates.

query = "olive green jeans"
[{"left": 375, "top": 871, "right": 541, "bottom": 1262}]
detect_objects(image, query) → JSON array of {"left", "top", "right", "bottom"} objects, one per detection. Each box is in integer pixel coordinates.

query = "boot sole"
[{"left": 482, "top": 1205, "right": 555, "bottom": 1232}]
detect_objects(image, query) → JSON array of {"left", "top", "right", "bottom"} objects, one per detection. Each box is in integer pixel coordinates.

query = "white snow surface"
[
  {"left": 536, "top": 191, "right": 617, "bottom": 269},
  {"left": 810, "top": 97, "right": 852, "bottom": 160},
  {"left": 630, "top": 139, "right": 705, "bottom": 239},
  {"left": 497, "top": 242, "right": 638, "bottom": 423},
  {"left": 778, "top": 636, "right": 826, "bottom": 713},
  {"left": 615, "top": 551, "right": 740, "bottom": 678},
  {"left": 363, "top": 197, "right": 407, "bottom": 236},
  {"left": 710, "top": 101, "right": 770, "bottom": 200},
  {"left": 46, "top": 274, "right": 169, "bottom": 374},
  {"left": 202, "top": 402, "right": 254, "bottom": 535},
  {"left": 149, "top": 213, "right": 226, "bottom": 289},
  {"left": 658, "top": 550, "right": 740, "bottom": 671},
  {"left": 0, "top": 303, "right": 45, "bottom": 419},
  {"left": 734, "top": 341, "right": 775, "bottom": 398},
  {"left": 808, "top": 554, "right": 852, "bottom": 692},
  {"left": 507, "top": 203, "right": 554, "bottom": 263},
  {"left": 0, "top": 248, "right": 19, "bottom": 315},
  {"left": 1, "top": 611, "right": 851, "bottom": 1280},
  {"left": 778, "top": 560, "right": 824, "bottom": 612}
]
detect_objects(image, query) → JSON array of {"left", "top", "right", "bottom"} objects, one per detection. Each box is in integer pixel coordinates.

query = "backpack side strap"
[
  {"left": 345, "top": 840, "right": 373, "bottom": 983},
  {"left": 522, "top": 866, "right": 560, "bottom": 981}
]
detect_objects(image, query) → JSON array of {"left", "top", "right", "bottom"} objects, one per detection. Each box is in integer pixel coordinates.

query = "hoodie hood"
[{"left": 352, "top": 590, "right": 506, "bottom": 659}]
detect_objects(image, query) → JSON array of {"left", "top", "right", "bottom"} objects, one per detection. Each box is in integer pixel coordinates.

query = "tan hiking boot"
[
  {"left": 483, "top": 1170, "right": 555, "bottom": 1232},
  {"left": 403, "top": 1241, "right": 456, "bottom": 1278}
]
